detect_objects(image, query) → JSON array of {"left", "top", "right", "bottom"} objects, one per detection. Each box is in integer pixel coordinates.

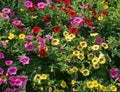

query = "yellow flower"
[
  {"left": 0, "top": 75, "right": 7, "bottom": 82},
  {"left": 87, "top": 53, "right": 94, "bottom": 60},
  {"left": 103, "top": 5, "right": 108, "bottom": 9},
  {"left": 80, "top": 41, "right": 87, "bottom": 48},
  {"left": 53, "top": 89, "right": 60, "bottom": 92},
  {"left": 88, "top": 46, "right": 92, "bottom": 51},
  {"left": 86, "top": 81, "right": 94, "bottom": 89},
  {"left": 98, "top": 15, "right": 104, "bottom": 21},
  {"left": 72, "top": 67, "right": 78, "bottom": 72},
  {"left": 92, "top": 80, "right": 99, "bottom": 87},
  {"left": 93, "top": 63, "right": 100, "bottom": 69},
  {"left": 77, "top": 45, "right": 83, "bottom": 50},
  {"left": 77, "top": 53, "right": 85, "bottom": 61},
  {"left": 63, "top": 31, "right": 69, "bottom": 37},
  {"left": 60, "top": 80, "right": 67, "bottom": 88},
  {"left": 110, "top": 85, "right": 117, "bottom": 92},
  {"left": 19, "top": 8, "right": 24, "bottom": 12},
  {"left": 99, "top": 56, "right": 106, "bottom": 64},
  {"left": 51, "top": 39, "right": 59, "bottom": 45},
  {"left": 5, "top": 40, "right": 9, "bottom": 43},
  {"left": 99, "top": 84, "right": 106, "bottom": 91},
  {"left": 8, "top": 33, "right": 15, "bottom": 40},
  {"left": 81, "top": 69, "right": 90, "bottom": 76},
  {"left": 67, "top": 68, "right": 74, "bottom": 75},
  {"left": 31, "top": 15, "right": 38, "bottom": 19},
  {"left": 19, "top": 34, "right": 25, "bottom": 39},
  {"left": 92, "top": 45, "right": 99, "bottom": 50},
  {"left": 72, "top": 50, "right": 80, "bottom": 56},
  {"left": 90, "top": 33, "right": 98, "bottom": 37},
  {"left": 92, "top": 57, "right": 99, "bottom": 64},
  {"left": 101, "top": 42, "right": 108, "bottom": 49},
  {"left": 41, "top": 74, "right": 48, "bottom": 80},
  {"left": 33, "top": 74, "right": 41, "bottom": 84},
  {"left": 71, "top": 80, "right": 76, "bottom": 85}
]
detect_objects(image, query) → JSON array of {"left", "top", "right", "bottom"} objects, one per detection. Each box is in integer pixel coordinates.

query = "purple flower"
[
  {"left": 9, "top": 12, "right": 15, "bottom": 17},
  {"left": 20, "top": 55, "right": 30, "bottom": 65},
  {"left": 5, "top": 60, "right": 13, "bottom": 66},
  {"left": 110, "top": 68, "right": 119, "bottom": 78},
  {"left": 2, "top": 8, "right": 11, "bottom": 13},
  {"left": 26, "top": 35, "right": 33, "bottom": 40},
  {"left": 19, "top": 76, "right": 28, "bottom": 84},
  {"left": 12, "top": 19, "right": 21, "bottom": 26},
  {"left": 0, "top": 78, "right": 2, "bottom": 85},
  {"left": 37, "top": 2, "right": 46, "bottom": 9},
  {"left": 0, "top": 52, "right": 5, "bottom": 59},
  {"left": 4, "top": 88, "right": 13, "bottom": 92},
  {"left": 24, "top": 42, "right": 34, "bottom": 51},
  {"left": 0, "top": 67, "right": 4, "bottom": 75},
  {"left": 45, "top": 34, "right": 53, "bottom": 39},
  {"left": 1, "top": 14, "right": 9, "bottom": 19},
  {"left": 24, "top": 1, "right": 33, "bottom": 8},
  {"left": 7, "top": 66, "right": 18, "bottom": 75},
  {"left": 14, "top": 79, "right": 23, "bottom": 86},
  {"left": 96, "top": 37, "right": 104, "bottom": 45}
]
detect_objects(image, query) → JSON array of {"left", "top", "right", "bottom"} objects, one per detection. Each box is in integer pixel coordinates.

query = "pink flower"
[
  {"left": 89, "top": 26, "right": 96, "bottom": 29},
  {"left": 24, "top": 42, "right": 34, "bottom": 51},
  {"left": 5, "top": 60, "right": 13, "bottom": 66},
  {"left": 0, "top": 68, "right": 4, "bottom": 75},
  {"left": 0, "top": 52, "right": 5, "bottom": 59},
  {"left": 7, "top": 66, "right": 18, "bottom": 75},
  {"left": 20, "top": 27, "right": 26, "bottom": 32},
  {"left": 37, "top": 2, "right": 46, "bottom": 9},
  {"left": 38, "top": 45, "right": 45, "bottom": 51},
  {"left": 19, "top": 76, "right": 28, "bottom": 84},
  {"left": 96, "top": 37, "right": 104, "bottom": 45},
  {"left": 0, "top": 78, "right": 2, "bottom": 85},
  {"left": 45, "top": 34, "right": 53, "bottom": 39},
  {"left": 2, "top": 41, "right": 7, "bottom": 47},
  {"left": 14, "top": 79, "right": 23, "bottom": 86},
  {"left": 1, "top": 14, "right": 9, "bottom": 19},
  {"left": 36, "top": 36, "right": 46, "bottom": 44},
  {"left": 2, "top": 8, "right": 11, "bottom": 13},
  {"left": 9, "top": 12, "right": 15, "bottom": 17},
  {"left": 110, "top": 68, "right": 119, "bottom": 78},
  {"left": 12, "top": 19, "right": 21, "bottom": 26},
  {"left": 81, "top": 5, "right": 88, "bottom": 9},
  {"left": 24, "top": 1, "right": 33, "bottom": 8},
  {"left": 70, "top": 17, "right": 83, "bottom": 27},
  {"left": 26, "top": 35, "right": 33, "bottom": 40},
  {"left": 4, "top": 88, "right": 13, "bottom": 92},
  {"left": 20, "top": 56, "right": 30, "bottom": 65}
]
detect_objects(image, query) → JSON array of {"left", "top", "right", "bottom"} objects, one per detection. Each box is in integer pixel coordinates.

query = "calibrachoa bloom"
[
  {"left": 0, "top": 52, "right": 5, "bottom": 59},
  {"left": 2, "top": 8, "right": 11, "bottom": 13},
  {"left": 43, "top": 16, "right": 51, "bottom": 23},
  {"left": 25, "top": 42, "right": 34, "bottom": 51},
  {"left": 12, "top": 19, "right": 21, "bottom": 26},
  {"left": 32, "top": 26, "right": 41, "bottom": 34},
  {"left": 5, "top": 60, "right": 13, "bottom": 66},
  {"left": 70, "top": 17, "right": 83, "bottom": 27},
  {"left": 39, "top": 48, "right": 47, "bottom": 57},
  {"left": 54, "top": 26, "right": 61, "bottom": 33},
  {"left": 0, "top": 68, "right": 4, "bottom": 75},
  {"left": 24, "top": 0, "right": 33, "bottom": 8},
  {"left": 110, "top": 68, "right": 119, "bottom": 78},
  {"left": 96, "top": 37, "right": 104, "bottom": 44},
  {"left": 26, "top": 35, "right": 33, "bottom": 40},
  {"left": 7, "top": 66, "right": 18, "bottom": 75},
  {"left": 0, "top": 78, "right": 2, "bottom": 85},
  {"left": 20, "top": 55, "right": 30, "bottom": 65},
  {"left": 37, "top": 2, "right": 46, "bottom": 9},
  {"left": 45, "top": 34, "right": 53, "bottom": 39},
  {"left": 1, "top": 14, "right": 9, "bottom": 19}
]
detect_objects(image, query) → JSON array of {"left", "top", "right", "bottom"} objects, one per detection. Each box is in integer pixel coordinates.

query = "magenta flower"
[
  {"left": 0, "top": 52, "right": 5, "bottom": 59},
  {"left": 0, "top": 78, "right": 2, "bottom": 85},
  {"left": 4, "top": 88, "right": 13, "bottom": 92},
  {"left": 2, "top": 8, "right": 11, "bottom": 13},
  {"left": 0, "top": 68, "right": 4, "bottom": 75},
  {"left": 117, "top": 75, "right": 120, "bottom": 82},
  {"left": 96, "top": 37, "right": 104, "bottom": 45},
  {"left": 7, "top": 66, "right": 18, "bottom": 75},
  {"left": 1, "top": 14, "right": 9, "bottom": 19},
  {"left": 19, "top": 76, "right": 28, "bottom": 84},
  {"left": 110, "top": 68, "right": 119, "bottom": 78},
  {"left": 26, "top": 35, "right": 33, "bottom": 40},
  {"left": 39, "top": 38, "right": 46, "bottom": 44},
  {"left": 45, "top": 34, "right": 53, "bottom": 39},
  {"left": 14, "top": 79, "right": 23, "bottom": 86},
  {"left": 38, "top": 45, "right": 45, "bottom": 51},
  {"left": 89, "top": 26, "right": 96, "bottom": 29},
  {"left": 37, "top": 2, "right": 46, "bottom": 9},
  {"left": 20, "top": 55, "right": 30, "bottom": 65},
  {"left": 70, "top": 17, "right": 83, "bottom": 27},
  {"left": 24, "top": 0, "right": 33, "bottom": 8},
  {"left": 5, "top": 60, "right": 13, "bottom": 66},
  {"left": 12, "top": 19, "right": 21, "bottom": 26},
  {"left": 9, "top": 12, "right": 15, "bottom": 17},
  {"left": 81, "top": 5, "right": 88, "bottom": 9},
  {"left": 24, "top": 42, "right": 34, "bottom": 51}
]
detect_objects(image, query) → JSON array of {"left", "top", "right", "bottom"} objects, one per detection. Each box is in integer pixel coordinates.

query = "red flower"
[
  {"left": 57, "top": 0, "right": 62, "bottom": 3},
  {"left": 29, "top": 4, "right": 36, "bottom": 13},
  {"left": 92, "top": 10, "right": 97, "bottom": 16},
  {"left": 50, "top": 5, "right": 55, "bottom": 10},
  {"left": 102, "top": 11, "right": 108, "bottom": 15},
  {"left": 39, "top": 49, "right": 46, "bottom": 57},
  {"left": 60, "top": 8, "right": 69, "bottom": 13},
  {"left": 84, "top": 18, "right": 92, "bottom": 25},
  {"left": 54, "top": 26, "right": 61, "bottom": 33},
  {"left": 68, "top": 12, "right": 76, "bottom": 17},
  {"left": 70, "top": 27, "right": 78, "bottom": 35},
  {"left": 43, "top": 16, "right": 51, "bottom": 23},
  {"left": 64, "top": 0, "right": 70, "bottom": 4},
  {"left": 66, "top": 6, "right": 74, "bottom": 11},
  {"left": 32, "top": 26, "right": 40, "bottom": 34}
]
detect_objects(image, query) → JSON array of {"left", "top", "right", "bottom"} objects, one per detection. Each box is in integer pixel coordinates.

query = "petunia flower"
[
  {"left": 20, "top": 55, "right": 30, "bottom": 65},
  {"left": 7, "top": 66, "right": 18, "bottom": 75}
]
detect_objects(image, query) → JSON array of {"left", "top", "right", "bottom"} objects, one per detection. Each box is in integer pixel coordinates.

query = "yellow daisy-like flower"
[
  {"left": 103, "top": 5, "right": 108, "bottom": 9},
  {"left": 88, "top": 46, "right": 92, "bottom": 51},
  {"left": 72, "top": 50, "right": 80, "bottom": 56},
  {"left": 77, "top": 53, "right": 85, "bottom": 61},
  {"left": 63, "top": 31, "right": 69, "bottom": 37},
  {"left": 19, "top": 34, "right": 25, "bottom": 39},
  {"left": 101, "top": 42, "right": 108, "bottom": 49},
  {"left": 92, "top": 57, "right": 99, "bottom": 64},
  {"left": 67, "top": 68, "right": 74, "bottom": 75},
  {"left": 8, "top": 33, "right": 15, "bottom": 40},
  {"left": 99, "top": 84, "right": 106, "bottom": 91},
  {"left": 90, "top": 33, "right": 98, "bottom": 37},
  {"left": 92, "top": 80, "right": 99, "bottom": 87},
  {"left": 77, "top": 45, "right": 83, "bottom": 50},
  {"left": 41, "top": 74, "right": 48, "bottom": 80},
  {"left": 53, "top": 89, "right": 60, "bottom": 92},
  {"left": 93, "top": 63, "right": 100, "bottom": 69},
  {"left": 86, "top": 81, "right": 94, "bottom": 89},
  {"left": 92, "top": 45, "right": 99, "bottom": 50},
  {"left": 69, "top": 34, "right": 75, "bottom": 39},
  {"left": 98, "top": 15, "right": 104, "bottom": 21},
  {"left": 80, "top": 41, "right": 87, "bottom": 48},
  {"left": 81, "top": 69, "right": 90, "bottom": 76},
  {"left": 87, "top": 53, "right": 94, "bottom": 60},
  {"left": 51, "top": 39, "right": 59, "bottom": 45},
  {"left": 99, "top": 56, "right": 106, "bottom": 64},
  {"left": 33, "top": 74, "right": 41, "bottom": 82},
  {"left": 71, "top": 80, "right": 76, "bottom": 85},
  {"left": 72, "top": 67, "right": 78, "bottom": 72},
  {"left": 31, "top": 15, "right": 38, "bottom": 19},
  {"left": 110, "top": 85, "right": 117, "bottom": 92},
  {"left": 60, "top": 80, "right": 67, "bottom": 88},
  {"left": 19, "top": 8, "right": 24, "bottom": 12}
]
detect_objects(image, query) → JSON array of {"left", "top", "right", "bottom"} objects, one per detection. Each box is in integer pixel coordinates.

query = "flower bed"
[{"left": 0, "top": 0, "right": 120, "bottom": 91}]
